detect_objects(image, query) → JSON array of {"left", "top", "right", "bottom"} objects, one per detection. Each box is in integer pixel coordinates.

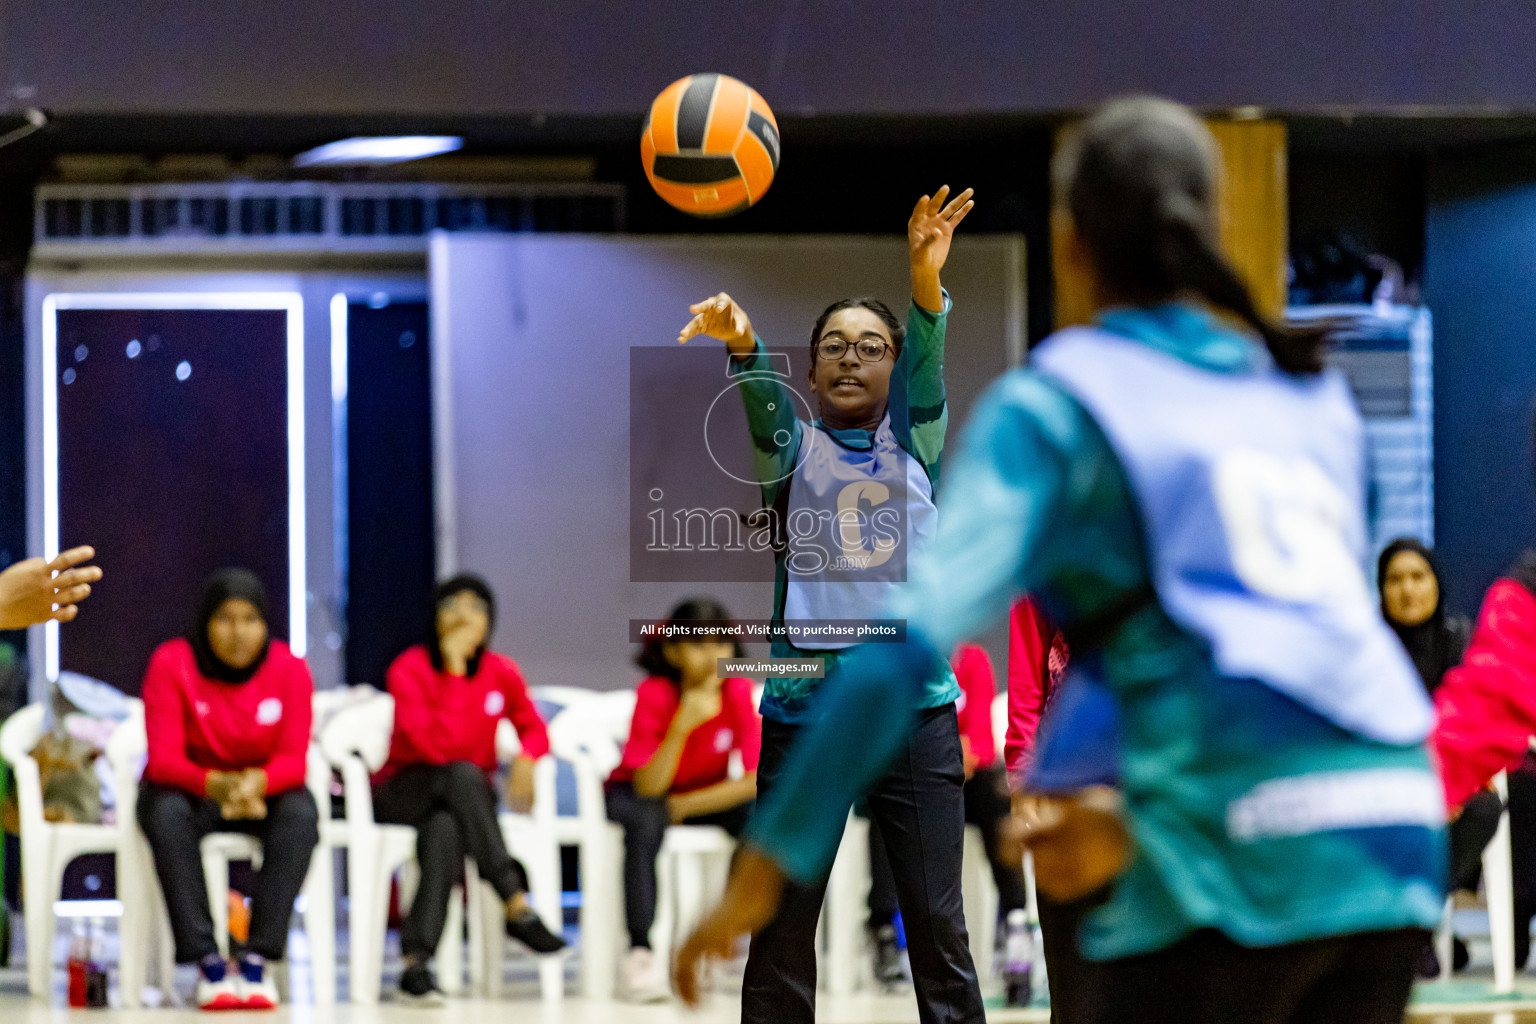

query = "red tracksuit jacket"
[
  {"left": 1003, "top": 597, "right": 1067, "bottom": 790},
  {"left": 141, "top": 638, "right": 314, "bottom": 796},
  {"left": 1435, "top": 573, "right": 1536, "bottom": 808},
  {"left": 375, "top": 644, "right": 550, "bottom": 785}
]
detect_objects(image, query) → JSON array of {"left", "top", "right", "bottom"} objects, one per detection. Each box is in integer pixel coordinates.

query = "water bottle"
[
  {"left": 85, "top": 917, "right": 109, "bottom": 1007},
  {"left": 67, "top": 920, "right": 89, "bottom": 1008},
  {"left": 1002, "top": 908, "right": 1034, "bottom": 1007}
]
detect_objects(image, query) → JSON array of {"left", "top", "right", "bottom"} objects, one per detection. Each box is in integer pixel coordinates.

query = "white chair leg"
[
  {"left": 824, "top": 816, "right": 865, "bottom": 996},
  {"left": 118, "top": 840, "right": 151, "bottom": 1009},
  {"left": 137, "top": 841, "right": 178, "bottom": 1006},
  {"left": 203, "top": 849, "right": 230, "bottom": 960},
  {"left": 475, "top": 878, "right": 504, "bottom": 998},
  {"left": 347, "top": 841, "right": 378, "bottom": 1004},
  {"left": 1022, "top": 850, "right": 1038, "bottom": 923},
  {"left": 1488, "top": 771, "right": 1517, "bottom": 994},
  {"left": 963, "top": 825, "right": 998, "bottom": 984},
  {"left": 528, "top": 840, "right": 565, "bottom": 1002},
  {"left": 23, "top": 836, "right": 57, "bottom": 999},
  {"left": 1436, "top": 896, "right": 1454, "bottom": 983},
  {"left": 584, "top": 826, "right": 622, "bottom": 1001},
  {"left": 303, "top": 849, "right": 337, "bottom": 1005},
  {"left": 673, "top": 851, "right": 704, "bottom": 947},
  {"left": 362, "top": 856, "right": 397, "bottom": 1006}
]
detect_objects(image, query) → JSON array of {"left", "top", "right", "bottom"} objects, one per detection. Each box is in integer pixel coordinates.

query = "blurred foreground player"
[{"left": 677, "top": 96, "right": 1445, "bottom": 1024}]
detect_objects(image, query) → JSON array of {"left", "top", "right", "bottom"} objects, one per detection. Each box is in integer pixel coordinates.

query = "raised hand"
[
  {"left": 908, "top": 186, "right": 975, "bottom": 312},
  {"left": 0, "top": 545, "right": 102, "bottom": 629},
  {"left": 678, "top": 293, "right": 756, "bottom": 357}
]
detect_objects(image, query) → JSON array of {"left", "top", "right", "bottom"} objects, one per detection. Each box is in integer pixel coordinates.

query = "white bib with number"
[{"left": 1033, "top": 327, "right": 1429, "bottom": 745}]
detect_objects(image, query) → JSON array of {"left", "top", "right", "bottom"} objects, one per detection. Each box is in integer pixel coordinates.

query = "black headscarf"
[
  {"left": 1509, "top": 549, "right": 1536, "bottom": 598},
  {"left": 426, "top": 573, "right": 496, "bottom": 677},
  {"left": 1377, "top": 538, "right": 1465, "bottom": 694},
  {"left": 189, "top": 568, "right": 272, "bottom": 684}
]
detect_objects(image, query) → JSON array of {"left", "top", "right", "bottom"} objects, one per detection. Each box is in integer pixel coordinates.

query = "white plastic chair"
[
  {"left": 0, "top": 700, "right": 168, "bottom": 1004},
  {"left": 469, "top": 717, "right": 563, "bottom": 1001},
  {"left": 1436, "top": 769, "right": 1517, "bottom": 992},
  {"left": 113, "top": 705, "right": 338, "bottom": 1006},
  {"left": 546, "top": 691, "right": 634, "bottom": 1001},
  {"left": 547, "top": 689, "right": 736, "bottom": 995},
  {"left": 319, "top": 694, "right": 468, "bottom": 1004}
]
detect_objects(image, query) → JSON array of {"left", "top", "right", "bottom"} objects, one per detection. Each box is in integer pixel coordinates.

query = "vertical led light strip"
[
  {"left": 329, "top": 293, "right": 349, "bottom": 668},
  {"left": 40, "top": 295, "right": 61, "bottom": 680},
  {"left": 42, "top": 292, "right": 307, "bottom": 675},
  {"left": 285, "top": 295, "right": 307, "bottom": 657}
]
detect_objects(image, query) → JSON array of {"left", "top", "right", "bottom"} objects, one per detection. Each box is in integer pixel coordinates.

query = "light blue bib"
[
  {"left": 782, "top": 416, "right": 937, "bottom": 650},
  {"left": 1033, "top": 327, "right": 1430, "bottom": 745}
]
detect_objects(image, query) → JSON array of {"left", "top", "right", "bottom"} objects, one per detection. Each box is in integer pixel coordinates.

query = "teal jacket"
[{"left": 745, "top": 304, "right": 1446, "bottom": 960}]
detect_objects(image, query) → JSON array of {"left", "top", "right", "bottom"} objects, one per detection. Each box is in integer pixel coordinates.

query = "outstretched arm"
[{"left": 680, "top": 292, "right": 802, "bottom": 505}]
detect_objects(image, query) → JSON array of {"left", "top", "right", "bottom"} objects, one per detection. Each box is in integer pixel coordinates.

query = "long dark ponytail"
[{"left": 1054, "top": 97, "right": 1326, "bottom": 375}]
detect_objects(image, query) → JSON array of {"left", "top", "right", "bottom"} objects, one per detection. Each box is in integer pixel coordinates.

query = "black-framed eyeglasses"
[{"left": 815, "top": 336, "right": 892, "bottom": 363}]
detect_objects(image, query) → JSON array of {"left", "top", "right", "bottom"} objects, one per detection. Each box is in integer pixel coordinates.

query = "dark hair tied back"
[{"left": 1056, "top": 96, "right": 1328, "bottom": 375}]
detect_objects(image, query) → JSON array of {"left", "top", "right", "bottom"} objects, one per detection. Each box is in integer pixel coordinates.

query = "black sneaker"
[
  {"left": 398, "top": 963, "right": 447, "bottom": 1007},
  {"left": 873, "top": 924, "right": 906, "bottom": 987},
  {"left": 506, "top": 909, "right": 568, "bottom": 954}
]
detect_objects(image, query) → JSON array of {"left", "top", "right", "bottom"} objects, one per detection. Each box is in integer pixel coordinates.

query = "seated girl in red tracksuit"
[
  {"left": 605, "top": 598, "right": 760, "bottom": 1003},
  {"left": 138, "top": 569, "right": 318, "bottom": 1011},
  {"left": 371, "top": 574, "right": 566, "bottom": 1006}
]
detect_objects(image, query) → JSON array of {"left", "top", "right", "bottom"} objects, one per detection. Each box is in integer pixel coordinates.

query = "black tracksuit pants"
[
  {"left": 741, "top": 706, "right": 986, "bottom": 1024},
  {"left": 137, "top": 780, "right": 319, "bottom": 963},
  {"left": 372, "top": 761, "right": 528, "bottom": 960},
  {"left": 867, "top": 762, "right": 1029, "bottom": 931},
  {"left": 604, "top": 781, "right": 753, "bottom": 950}
]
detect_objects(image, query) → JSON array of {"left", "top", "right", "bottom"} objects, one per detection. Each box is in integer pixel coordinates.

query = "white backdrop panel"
[{"left": 430, "top": 233, "right": 1024, "bottom": 693}]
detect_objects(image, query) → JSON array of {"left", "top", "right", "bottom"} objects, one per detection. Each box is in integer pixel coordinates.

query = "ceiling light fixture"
[{"left": 293, "top": 135, "right": 463, "bottom": 167}]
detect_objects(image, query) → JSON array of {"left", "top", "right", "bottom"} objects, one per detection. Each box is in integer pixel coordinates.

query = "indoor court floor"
[
  {"left": 0, "top": 994, "right": 1533, "bottom": 1024},
  {"left": 5, "top": 969, "right": 1536, "bottom": 1024},
  {"left": 5, "top": 928, "right": 1536, "bottom": 1023}
]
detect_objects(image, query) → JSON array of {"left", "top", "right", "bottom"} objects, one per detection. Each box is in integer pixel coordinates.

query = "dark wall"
[
  {"left": 0, "top": 176, "right": 34, "bottom": 658},
  {"left": 6, "top": 1, "right": 1536, "bottom": 116},
  {"left": 55, "top": 308, "right": 290, "bottom": 692},
  {"left": 1289, "top": 152, "right": 1427, "bottom": 302},
  {"left": 344, "top": 301, "right": 435, "bottom": 689},
  {"left": 1425, "top": 143, "right": 1536, "bottom": 617}
]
